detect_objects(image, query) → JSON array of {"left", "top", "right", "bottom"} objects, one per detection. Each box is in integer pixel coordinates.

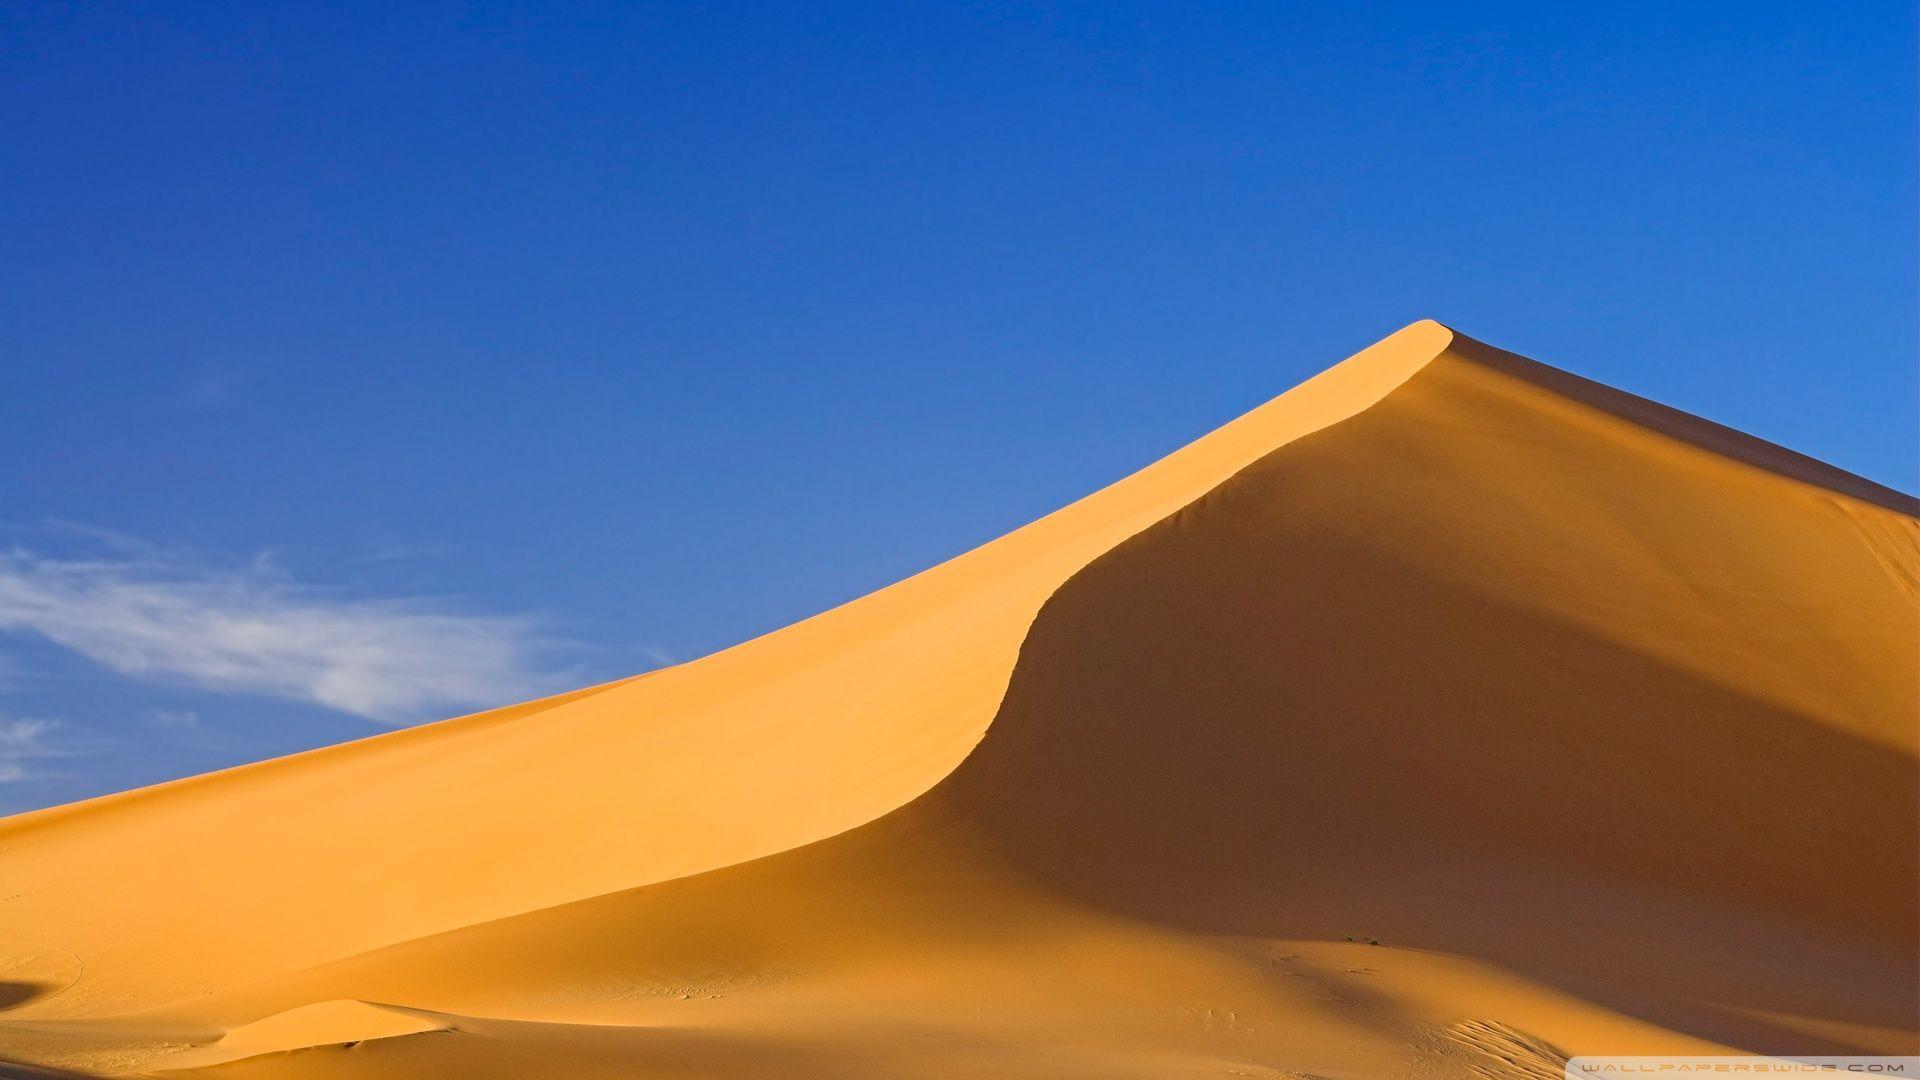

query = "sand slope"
[{"left": 1, "top": 322, "right": 1913, "bottom": 1078}]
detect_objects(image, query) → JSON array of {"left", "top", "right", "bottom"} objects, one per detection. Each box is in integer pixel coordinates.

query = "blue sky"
[{"left": 1, "top": 2, "right": 1914, "bottom": 813}]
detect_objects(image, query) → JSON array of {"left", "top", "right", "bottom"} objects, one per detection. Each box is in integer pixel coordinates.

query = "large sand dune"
[{"left": 2, "top": 322, "right": 1914, "bottom": 1078}]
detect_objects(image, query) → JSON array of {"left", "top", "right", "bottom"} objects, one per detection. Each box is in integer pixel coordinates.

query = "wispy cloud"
[
  {"left": 149, "top": 709, "right": 202, "bottom": 733},
  {"left": 0, "top": 544, "right": 572, "bottom": 724},
  {"left": 0, "top": 715, "right": 67, "bottom": 784}
]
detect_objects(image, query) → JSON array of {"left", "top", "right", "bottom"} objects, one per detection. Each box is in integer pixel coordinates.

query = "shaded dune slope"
[
  {"left": 1, "top": 323, "right": 1913, "bottom": 1078},
  {"left": 945, "top": 333, "right": 1918, "bottom": 1045}
]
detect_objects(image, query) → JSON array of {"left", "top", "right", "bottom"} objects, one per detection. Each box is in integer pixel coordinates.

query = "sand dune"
[{"left": 1, "top": 322, "right": 1913, "bottom": 1078}]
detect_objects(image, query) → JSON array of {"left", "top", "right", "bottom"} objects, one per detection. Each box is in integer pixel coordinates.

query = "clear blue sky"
[{"left": 2, "top": 2, "right": 1914, "bottom": 813}]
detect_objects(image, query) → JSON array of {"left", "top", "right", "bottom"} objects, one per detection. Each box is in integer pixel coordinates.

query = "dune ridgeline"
[{"left": 1, "top": 321, "right": 1914, "bottom": 1079}]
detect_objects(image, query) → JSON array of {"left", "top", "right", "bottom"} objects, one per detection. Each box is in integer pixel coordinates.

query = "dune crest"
[{"left": 2, "top": 322, "right": 1913, "bottom": 1078}]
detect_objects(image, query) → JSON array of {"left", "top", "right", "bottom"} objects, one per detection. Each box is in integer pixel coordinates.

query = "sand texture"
[{"left": 2, "top": 322, "right": 1913, "bottom": 1078}]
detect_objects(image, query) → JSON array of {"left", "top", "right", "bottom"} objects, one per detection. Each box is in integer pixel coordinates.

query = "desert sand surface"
[{"left": 1, "top": 321, "right": 1914, "bottom": 1079}]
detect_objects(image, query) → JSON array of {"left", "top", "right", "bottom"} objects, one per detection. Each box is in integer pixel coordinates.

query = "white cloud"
[
  {"left": 149, "top": 709, "right": 202, "bottom": 732},
  {"left": 0, "top": 715, "right": 65, "bottom": 784},
  {"left": 0, "top": 546, "right": 571, "bottom": 724}
]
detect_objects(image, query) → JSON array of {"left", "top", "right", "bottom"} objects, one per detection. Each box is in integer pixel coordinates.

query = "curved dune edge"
[
  {"left": 1, "top": 321, "right": 1914, "bottom": 1078},
  {"left": 150, "top": 1000, "right": 450, "bottom": 1071},
  {"left": 0, "top": 320, "right": 1457, "bottom": 1020}
]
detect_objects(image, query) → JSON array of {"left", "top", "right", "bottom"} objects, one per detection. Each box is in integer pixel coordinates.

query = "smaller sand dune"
[{"left": 155, "top": 1001, "right": 449, "bottom": 1071}]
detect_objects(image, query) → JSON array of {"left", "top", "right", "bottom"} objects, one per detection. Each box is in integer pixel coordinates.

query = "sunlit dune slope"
[{"left": 2, "top": 322, "right": 1913, "bottom": 1079}]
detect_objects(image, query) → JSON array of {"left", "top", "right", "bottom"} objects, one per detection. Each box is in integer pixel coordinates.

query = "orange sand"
[{"left": 1, "top": 322, "right": 1913, "bottom": 1078}]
